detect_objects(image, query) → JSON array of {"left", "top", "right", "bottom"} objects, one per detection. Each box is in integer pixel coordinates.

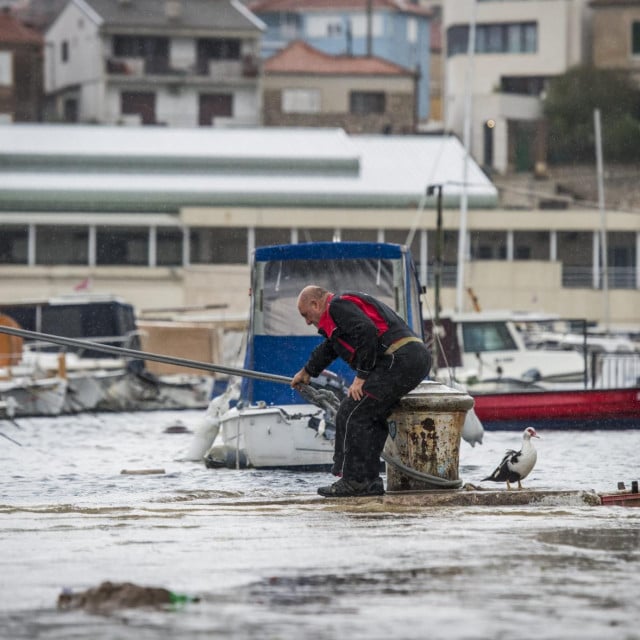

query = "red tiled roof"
[
  {"left": 250, "top": 0, "right": 432, "bottom": 18},
  {"left": 0, "top": 9, "right": 43, "bottom": 45},
  {"left": 264, "top": 40, "right": 414, "bottom": 75}
]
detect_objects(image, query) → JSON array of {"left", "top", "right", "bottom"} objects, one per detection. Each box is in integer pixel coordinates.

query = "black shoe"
[{"left": 317, "top": 477, "right": 384, "bottom": 498}]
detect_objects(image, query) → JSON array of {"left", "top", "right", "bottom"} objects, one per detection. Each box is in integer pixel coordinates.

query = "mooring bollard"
[{"left": 384, "top": 380, "right": 474, "bottom": 492}]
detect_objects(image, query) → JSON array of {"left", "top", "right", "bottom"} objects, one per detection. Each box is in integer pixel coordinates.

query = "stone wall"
[{"left": 263, "top": 90, "right": 415, "bottom": 134}]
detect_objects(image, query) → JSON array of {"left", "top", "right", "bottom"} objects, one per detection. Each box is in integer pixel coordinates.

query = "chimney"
[{"left": 165, "top": 1, "right": 182, "bottom": 20}]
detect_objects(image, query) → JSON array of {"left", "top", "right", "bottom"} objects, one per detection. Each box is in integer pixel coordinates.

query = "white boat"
[
  {"left": 97, "top": 370, "right": 212, "bottom": 412},
  {"left": 207, "top": 403, "right": 335, "bottom": 470},
  {"left": 430, "top": 311, "right": 587, "bottom": 388},
  {"left": 0, "top": 295, "right": 213, "bottom": 414},
  {"left": 0, "top": 371, "right": 67, "bottom": 417},
  {"left": 199, "top": 241, "right": 483, "bottom": 470}
]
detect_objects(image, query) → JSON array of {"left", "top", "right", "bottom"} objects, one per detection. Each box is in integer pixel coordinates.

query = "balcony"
[{"left": 106, "top": 55, "right": 260, "bottom": 81}]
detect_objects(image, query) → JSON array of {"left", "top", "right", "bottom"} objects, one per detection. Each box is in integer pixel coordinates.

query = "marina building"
[{"left": 0, "top": 124, "right": 638, "bottom": 327}]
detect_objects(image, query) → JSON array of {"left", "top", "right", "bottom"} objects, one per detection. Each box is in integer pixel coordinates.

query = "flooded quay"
[{"left": 1, "top": 410, "right": 639, "bottom": 640}]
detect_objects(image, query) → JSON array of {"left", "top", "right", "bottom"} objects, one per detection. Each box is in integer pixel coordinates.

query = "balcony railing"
[
  {"left": 562, "top": 266, "right": 637, "bottom": 289},
  {"left": 107, "top": 55, "right": 260, "bottom": 80}
]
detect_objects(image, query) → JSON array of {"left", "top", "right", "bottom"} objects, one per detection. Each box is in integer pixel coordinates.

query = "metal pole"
[
  {"left": 594, "top": 108, "right": 610, "bottom": 330},
  {"left": 455, "top": 0, "right": 478, "bottom": 312},
  {"left": 0, "top": 325, "right": 293, "bottom": 385},
  {"left": 428, "top": 184, "right": 443, "bottom": 370}
]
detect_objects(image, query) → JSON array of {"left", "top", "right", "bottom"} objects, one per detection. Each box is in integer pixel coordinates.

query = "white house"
[
  {"left": 44, "top": 0, "right": 265, "bottom": 127},
  {"left": 442, "top": 0, "right": 592, "bottom": 174}
]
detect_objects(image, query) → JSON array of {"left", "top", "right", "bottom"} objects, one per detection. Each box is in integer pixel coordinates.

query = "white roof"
[{"left": 0, "top": 125, "right": 498, "bottom": 210}]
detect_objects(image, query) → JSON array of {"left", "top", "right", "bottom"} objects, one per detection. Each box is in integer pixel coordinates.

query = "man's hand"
[
  {"left": 348, "top": 377, "right": 365, "bottom": 401},
  {"left": 291, "top": 368, "right": 311, "bottom": 389}
]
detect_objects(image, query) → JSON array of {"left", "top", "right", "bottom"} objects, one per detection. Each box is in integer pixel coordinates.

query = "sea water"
[{"left": 1, "top": 411, "right": 639, "bottom": 640}]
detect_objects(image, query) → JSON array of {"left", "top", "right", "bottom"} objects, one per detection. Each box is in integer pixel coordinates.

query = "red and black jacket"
[{"left": 304, "top": 291, "right": 418, "bottom": 380}]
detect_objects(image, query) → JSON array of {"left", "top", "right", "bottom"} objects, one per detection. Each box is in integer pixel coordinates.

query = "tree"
[{"left": 543, "top": 66, "right": 640, "bottom": 164}]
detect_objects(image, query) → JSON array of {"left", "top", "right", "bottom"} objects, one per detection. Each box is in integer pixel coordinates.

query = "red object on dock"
[{"left": 599, "top": 492, "right": 640, "bottom": 507}]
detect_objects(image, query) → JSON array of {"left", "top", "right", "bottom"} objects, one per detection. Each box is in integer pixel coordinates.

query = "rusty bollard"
[{"left": 384, "top": 380, "right": 474, "bottom": 492}]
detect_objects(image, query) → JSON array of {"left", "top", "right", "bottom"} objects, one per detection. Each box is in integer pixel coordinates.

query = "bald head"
[{"left": 297, "top": 285, "right": 331, "bottom": 327}]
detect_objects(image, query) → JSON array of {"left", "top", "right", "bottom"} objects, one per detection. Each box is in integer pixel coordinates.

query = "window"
[
  {"left": 350, "top": 91, "right": 385, "bottom": 115},
  {"left": 514, "top": 231, "right": 549, "bottom": 260},
  {"left": 461, "top": 322, "right": 518, "bottom": 354},
  {"left": 189, "top": 228, "right": 247, "bottom": 264},
  {"left": 633, "top": 21, "right": 640, "bottom": 55},
  {"left": 350, "top": 14, "right": 382, "bottom": 38},
  {"left": 199, "top": 93, "right": 233, "bottom": 125},
  {"left": 113, "top": 36, "right": 169, "bottom": 73},
  {"left": 121, "top": 91, "right": 156, "bottom": 125},
  {"left": 97, "top": 227, "right": 148, "bottom": 265},
  {"left": 61, "top": 40, "right": 69, "bottom": 63},
  {"left": 36, "top": 226, "right": 88, "bottom": 265},
  {"left": 0, "top": 51, "right": 12, "bottom": 86},
  {"left": 0, "top": 226, "right": 28, "bottom": 264},
  {"left": 447, "top": 22, "right": 537, "bottom": 56},
  {"left": 307, "top": 15, "right": 343, "bottom": 38},
  {"left": 255, "top": 228, "right": 291, "bottom": 248},
  {"left": 282, "top": 88, "right": 320, "bottom": 114},
  {"left": 501, "top": 76, "right": 546, "bottom": 96},
  {"left": 407, "top": 17, "right": 417, "bottom": 44},
  {"left": 156, "top": 229, "right": 183, "bottom": 266}
]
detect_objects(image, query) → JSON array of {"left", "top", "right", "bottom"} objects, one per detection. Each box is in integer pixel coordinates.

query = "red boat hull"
[{"left": 472, "top": 387, "right": 640, "bottom": 430}]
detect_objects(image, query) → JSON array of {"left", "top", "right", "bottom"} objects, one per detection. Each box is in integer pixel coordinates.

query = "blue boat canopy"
[{"left": 244, "top": 242, "right": 424, "bottom": 405}]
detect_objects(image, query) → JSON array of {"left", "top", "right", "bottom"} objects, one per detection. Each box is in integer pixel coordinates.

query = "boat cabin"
[
  {"left": 427, "top": 311, "right": 586, "bottom": 386},
  {"left": 242, "top": 242, "right": 424, "bottom": 405},
  {"left": 0, "top": 294, "right": 140, "bottom": 359}
]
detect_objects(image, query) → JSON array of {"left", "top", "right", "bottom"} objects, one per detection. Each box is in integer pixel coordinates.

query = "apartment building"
[
  {"left": 443, "top": 0, "right": 592, "bottom": 174},
  {"left": 44, "top": 0, "right": 265, "bottom": 126}
]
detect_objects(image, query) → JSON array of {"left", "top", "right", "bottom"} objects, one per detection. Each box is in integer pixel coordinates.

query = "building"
[
  {"left": 249, "top": 0, "right": 433, "bottom": 123},
  {"left": 0, "top": 7, "right": 43, "bottom": 122},
  {"left": 263, "top": 40, "right": 417, "bottom": 133},
  {"left": 44, "top": 0, "right": 265, "bottom": 126},
  {"left": 591, "top": 0, "right": 640, "bottom": 85},
  {"left": 443, "top": 0, "right": 592, "bottom": 174},
  {"left": 0, "top": 124, "right": 638, "bottom": 326}
]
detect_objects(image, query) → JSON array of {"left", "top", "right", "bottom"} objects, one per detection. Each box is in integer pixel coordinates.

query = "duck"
[{"left": 482, "top": 427, "right": 540, "bottom": 490}]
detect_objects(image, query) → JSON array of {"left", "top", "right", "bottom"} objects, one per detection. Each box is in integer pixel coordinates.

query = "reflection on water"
[{"left": 0, "top": 411, "right": 639, "bottom": 639}]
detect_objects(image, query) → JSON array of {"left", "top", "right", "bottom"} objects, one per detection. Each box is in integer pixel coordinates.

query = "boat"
[
  {"left": 0, "top": 295, "right": 213, "bottom": 414},
  {"left": 427, "top": 314, "right": 640, "bottom": 430},
  {"left": 0, "top": 313, "right": 67, "bottom": 417},
  {"left": 203, "top": 241, "right": 477, "bottom": 470},
  {"left": 428, "top": 311, "right": 587, "bottom": 387},
  {"left": 472, "top": 386, "right": 640, "bottom": 430}
]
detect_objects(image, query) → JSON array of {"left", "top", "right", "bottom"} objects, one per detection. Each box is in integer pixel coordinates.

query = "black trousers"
[{"left": 332, "top": 342, "right": 432, "bottom": 482}]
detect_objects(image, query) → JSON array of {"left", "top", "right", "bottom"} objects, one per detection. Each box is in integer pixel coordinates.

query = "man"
[{"left": 291, "top": 285, "right": 432, "bottom": 497}]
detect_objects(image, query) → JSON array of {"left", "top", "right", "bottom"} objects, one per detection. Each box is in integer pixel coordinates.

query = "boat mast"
[
  {"left": 594, "top": 108, "right": 610, "bottom": 331},
  {"left": 455, "top": 0, "right": 477, "bottom": 312}
]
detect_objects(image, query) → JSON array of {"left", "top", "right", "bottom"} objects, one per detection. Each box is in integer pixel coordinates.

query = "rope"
[{"left": 381, "top": 452, "right": 463, "bottom": 489}]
